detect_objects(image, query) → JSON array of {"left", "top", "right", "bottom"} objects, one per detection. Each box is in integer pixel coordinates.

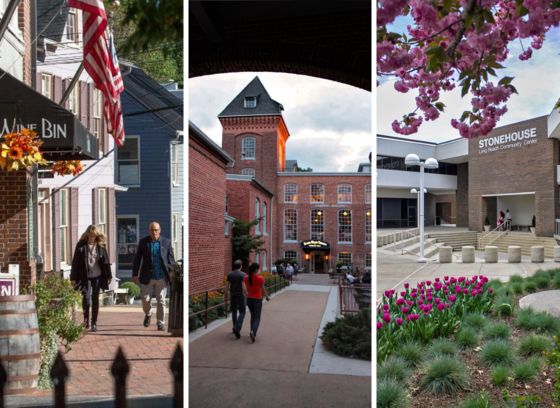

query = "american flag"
[{"left": 69, "top": 0, "right": 125, "bottom": 147}]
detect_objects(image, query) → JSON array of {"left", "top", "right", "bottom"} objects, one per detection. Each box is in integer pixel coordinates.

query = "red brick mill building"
[{"left": 189, "top": 77, "right": 372, "bottom": 292}]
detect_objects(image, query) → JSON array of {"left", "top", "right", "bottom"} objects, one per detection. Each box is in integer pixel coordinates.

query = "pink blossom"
[
  {"left": 402, "top": 306, "right": 409, "bottom": 314},
  {"left": 383, "top": 304, "right": 389, "bottom": 311},
  {"left": 397, "top": 318, "right": 403, "bottom": 326},
  {"left": 377, "top": 322, "right": 383, "bottom": 330},
  {"left": 437, "top": 303, "right": 445, "bottom": 311},
  {"left": 404, "top": 283, "right": 409, "bottom": 289},
  {"left": 449, "top": 295, "right": 456, "bottom": 303}
]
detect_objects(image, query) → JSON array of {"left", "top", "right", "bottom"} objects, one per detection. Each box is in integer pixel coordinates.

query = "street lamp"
[{"left": 405, "top": 154, "right": 438, "bottom": 263}]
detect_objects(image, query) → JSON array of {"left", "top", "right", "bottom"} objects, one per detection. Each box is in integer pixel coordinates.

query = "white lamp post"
[{"left": 405, "top": 154, "right": 438, "bottom": 263}]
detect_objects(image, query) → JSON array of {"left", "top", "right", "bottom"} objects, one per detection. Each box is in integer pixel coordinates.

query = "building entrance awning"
[
  {"left": 300, "top": 240, "right": 330, "bottom": 254},
  {"left": 0, "top": 69, "right": 99, "bottom": 161}
]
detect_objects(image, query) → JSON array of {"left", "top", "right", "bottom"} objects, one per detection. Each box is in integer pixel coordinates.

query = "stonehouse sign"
[{"left": 478, "top": 127, "right": 537, "bottom": 155}]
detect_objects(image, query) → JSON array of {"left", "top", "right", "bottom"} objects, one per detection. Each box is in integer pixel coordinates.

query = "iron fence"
[
  {"left": 189, "top": 274, "right": 291, "bottom": 330},
  {"left": 168, "top": 262, "right": 183, "bottom": 336},
  {"left": 0, "top": 344, "right": 183, "bottom": 408},
  {"left": 338, "top": 275, "right": 371, "bottom": 313}
]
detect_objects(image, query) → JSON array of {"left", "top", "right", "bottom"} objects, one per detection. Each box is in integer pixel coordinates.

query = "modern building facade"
[{"left": 377, "top": 111, "right": 560, "bottom": 237}]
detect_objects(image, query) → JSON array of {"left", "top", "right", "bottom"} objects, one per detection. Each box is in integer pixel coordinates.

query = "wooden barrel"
[{"left": 0, "top": 295, "right": 40, "bottom": 395}]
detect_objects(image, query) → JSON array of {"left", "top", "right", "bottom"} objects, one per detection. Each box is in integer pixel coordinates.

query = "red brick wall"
[
  {"left": 0, "top": 171, "right": 35, "bottom": 286},
  {"left": 435, "top": 193, "right": 457, "bottom": 224},
  {"left": 275, "top": 175, "right": 371, "bottom": 271},
  {"left": 188, "top": 135, "right": 229, "bottom": 293},
  {"left": 18, "top": 0, "right": 31, "bottom": 86}
]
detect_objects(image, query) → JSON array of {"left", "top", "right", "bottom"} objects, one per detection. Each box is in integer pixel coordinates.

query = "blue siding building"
[{"left": 115, "top": 66, "right": 183, "bottom": 278}]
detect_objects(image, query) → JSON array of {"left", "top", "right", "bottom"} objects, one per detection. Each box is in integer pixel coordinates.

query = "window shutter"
[
  {"left": 36, "top": 72, "right": 42, "bottom": 93},
  {"left": 92, "top": 187, "right": 99, "bottom": 225},
  {"left": 52, "top": 190, "right": 61, "bottom": 271},
  {"left": 61, "top": 79, "right": 68, "bottom": 109},
  {"left": 70, "top": 188, "right": 79, "bottom": 252},
  {"left": 108, "top": 188, "right": 115, "bottom": 264},
  {"left": 79, "top": 81, "right": 87, "bottom": 126},
  {"left": 87, "top": 83, "right": 94, "bottom": 133},
  {"left": 53, "top": 76, "right": 62, "bottom": 103},
  {"left": 102, "top": 94, "right": 109, "bottom": 155}
]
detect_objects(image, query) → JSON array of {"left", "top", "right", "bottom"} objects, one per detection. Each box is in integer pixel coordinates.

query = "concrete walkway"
[{"left": 189, "top": 280, "right": 371, "bottom": 408}]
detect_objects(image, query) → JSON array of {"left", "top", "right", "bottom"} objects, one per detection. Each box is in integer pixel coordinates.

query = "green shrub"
[
  {"left": 545, "top": 268, "right": 560, "bottom": 280},
  {"left": 493, "top": 295, "right": 515, "bottom": 319},
  {"left": 518, "top": 335, "right": 553, "bottom": 357},
  {"left": 513, "top": 357, "right": 541, "bottom": 383},
  {"left": 463, "top": 313, "right": 488, "bottom": 331},
  {"left": 120, "top": 281, "right": 141, "bottom": 298},
  {"left": 523, "top": 280, "right": 537, "bottom": 293},
  {"left": 459, "top": 390, "right": 497, "bottom": 408},
  {"left": 553, "top": 272, "right": 560, "bottom": 289},
  {"left": 533, "top": 270, "right": 551, "bottom": 281},
  {"left": 516, "top": 307, "right": 538, "bottom": 330},
  {"left": 488, "top": 279, "right": 505, "bottom": 291},
  {"left": 455, "top": 327, "right": 480, "bottom": 349},
  {"left": 377, "top": 378, "right": 411, "bottom": 408},
  {"left": 428, "top": 338, "right": 458, "bottom": 358},
  {"left": 393, "top": 340, "right": 425, "bottom": 368},
  {"left": 509, "top": 274, "right": 524, "bottom": 283},
  {"left": 420, "top": 355, "right": 470, "bottom": 396},
  {"left": 506, "top": 282, "right": 524, "bottom": 296},
  {"left": 516, "top": 307, "right": 560, "bottom": 334},
  {"left": 321, "top": 308, "right": 371, "bottom": 360},
  {"left": 535, "top": 276, "right": 550, "bottom": 289},
  {"left": 484, "top": 322, "right": 511, "bottom": 340},
  {"left": 479, "top": 340, "right": 517, "bottom": 366},
  {"left": 377, "top": 356, "right": 411, "bottom": 384},
  {"left": 491, "top": 365, "right": 510, "bottom": 386}
]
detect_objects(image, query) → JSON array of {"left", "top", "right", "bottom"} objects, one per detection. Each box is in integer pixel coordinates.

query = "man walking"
[
  {"left": 506, "top": 209, "right": 512, "bottom": 229},
  {"left": 133, "top": 222, "right": 175, "bottom": 331},
  {"left": 223, "top": 260, "right": 248, "bottom": 339}
]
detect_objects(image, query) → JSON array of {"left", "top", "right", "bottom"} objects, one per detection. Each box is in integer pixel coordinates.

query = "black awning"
[
  {"left": 300, "top": 240, "right": 331, "bottom": 254},
  {"left": 0, "top": 69, "right": 99, "bottom": 161}
]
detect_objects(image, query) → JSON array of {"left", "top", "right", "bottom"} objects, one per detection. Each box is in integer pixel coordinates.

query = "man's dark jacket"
[{"left": 132, "top": 236, "right": 176, "bottom": 285}]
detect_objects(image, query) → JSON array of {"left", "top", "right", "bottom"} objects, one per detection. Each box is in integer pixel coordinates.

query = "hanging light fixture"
[
  {"left": 343, "top": 211, "right": 347, "bottom": 216},
  {"left": 318, "top": 211, "right": 322, "bottom": 215},
  {"left": 366, "top": 211, "right": 371, "bottom": 216}
]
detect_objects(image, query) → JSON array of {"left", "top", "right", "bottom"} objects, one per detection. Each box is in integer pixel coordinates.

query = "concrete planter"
[
  {"left": 484, "top": 225, "right": 490, "bottom": 232},
  {"left": 462, "top": 246, "right": 475, "bottom": 263},
  {"left": 485, "top": 246, "right": 498, "bottom": 263},
  {"left": 555, "top": 246, "right": 560, "bottom": 262},
  {"left": 508, "top": 246, "right": 521, "bottom": 263},
  {"left": 439, "top": 247, "right": 453, "bottom": 263},
  {"left": 531, "top": 246, "right": 544, "bottom": 263}
]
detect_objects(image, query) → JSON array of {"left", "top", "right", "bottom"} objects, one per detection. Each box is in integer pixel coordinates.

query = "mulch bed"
[{"left": 407, "top": 289, "right": 557, "bottom": 407}]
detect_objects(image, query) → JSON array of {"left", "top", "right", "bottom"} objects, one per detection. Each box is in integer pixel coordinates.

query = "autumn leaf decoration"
[
  {"left": 51, "top": 160, "right": 85, "bottom": 177},
  {"left": 0, "top": 128, "right": 47, "bottom": 171}
]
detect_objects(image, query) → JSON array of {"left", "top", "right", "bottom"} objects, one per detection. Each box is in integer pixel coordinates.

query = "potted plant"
[
  {"left": 120, "top": 282, "right": 140, "bottom": 305},
  {"left": 336, "top": 260, "right": 343, "bottom": 273},
  {"left": 484, "top": 215, "right": 490, "bottom": 232},
  {"left": 531, "top": 215, "right": 536, "bottom": 234}
]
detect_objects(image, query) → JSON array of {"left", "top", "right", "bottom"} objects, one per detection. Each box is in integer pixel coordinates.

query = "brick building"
[{"left": 377, "top": 113, "right": 560, "bottom": 237}]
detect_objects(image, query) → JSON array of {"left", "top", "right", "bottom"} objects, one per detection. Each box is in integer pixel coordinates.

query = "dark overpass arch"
[{"left": 189, "top": 1, "right": 371, "bottom": 92}]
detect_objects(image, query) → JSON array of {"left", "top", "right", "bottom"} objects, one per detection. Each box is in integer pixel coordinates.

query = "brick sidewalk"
[{"left": 35, "top": 306, "right": 182, "bottom": 397}]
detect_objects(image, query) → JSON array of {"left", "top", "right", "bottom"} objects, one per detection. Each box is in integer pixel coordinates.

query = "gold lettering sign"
[{"left": 302, "top": 240, "right": 328, "bottom": 247}]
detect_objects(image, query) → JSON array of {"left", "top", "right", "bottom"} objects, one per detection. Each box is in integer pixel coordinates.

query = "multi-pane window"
[
  {"left": 284, "top": 251, "right": 297, "bottom": 262},
  {"left": 284, "top": 209, "right": 297, "bottom": 241},
  {"left": 338, "top": 184, "right": 352, "bottom": 203},
  {"left": 311, "top": 209, "right": 324, "bottom": 240},
  {"left": 366, "top": 253, "right": 372, "bottom": 268},
  {"left": 338, "top": 252, "right": 352, "bottom": 268},
  {"left": 173, "top": 213, "right": 179, "bottom": 256},
  {"left": 97, "top": 188, "right": 107, "bottom": 234},
  {"left": 338, "top": 209, "right": 352, "bottom": 242},
  {"left": 241, "top": 168, "right": 255, "bottom": 176},
  {"left": 117, "top": 137, "right": 140, "bottom": 185},
  {"left": 66, "top": 9, "right": 79, "bottom": 43},
  {"left": 225, "top": 220, "right": 229, "bottom": 235},
  {"left": 255, "top": 252, "right": 259, "bottom": 265},
  {"left": 225, "top": 195, "right": 229, "bottom": 214},
  {"left": 68, "top": 79, "right": 80, "bottom": 116},
  {"left": 255, "top": 198, "right": 260, "bottom": 234},
  {"left": 366, "top": 184, "right": 372, "bottom": 204},
  {"left": 172, "top": 143, "right": 179, "bottom": 186},
  {"left": 42, "top": 74, "right": 52, "bottom": 100},
  {"left": 242, "top": 137, "right": 255, "bottom": 159},
  {"left": 262, "top": 250, "right": 267, "bottom": 270},
  {"left": 60, "top": 189, "right": 70, "bottom": 265},
  {"left": 263, "top": 203, "right": 267, "bottom": 235},
  {"left": 365, "top": 210, "right": 372, "bottom": 242},
  {"left": 284, "top": 183, "right": 298, "bottom": 203},
  {"left": 311, "top": 184, "right": 324, "bottom": 203},
  {"left": 244, "top": 96, "right": 256, "bottom": 108}
]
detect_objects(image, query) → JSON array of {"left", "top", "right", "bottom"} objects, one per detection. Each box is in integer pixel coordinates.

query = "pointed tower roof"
[{"left": 218, "top": 76, "right": 284, "bottom": 118}]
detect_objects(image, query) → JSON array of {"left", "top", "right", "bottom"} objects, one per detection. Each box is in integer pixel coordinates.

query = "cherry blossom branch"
[
  {"left": 408, "top": 19, "right": 463, "bottom": 44},
  {"left": 447, "top": 0, "right": 478, "bottom": 60}
]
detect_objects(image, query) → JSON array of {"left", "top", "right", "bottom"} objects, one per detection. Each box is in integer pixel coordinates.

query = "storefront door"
[{"left": 313, "top": 253, "right": 325, "bottom": 274}]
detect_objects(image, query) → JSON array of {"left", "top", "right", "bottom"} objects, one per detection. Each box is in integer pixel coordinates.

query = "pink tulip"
[
  {"left": 383, "top": 314, "right": 391, "bottom": 324},
  {"left": 449, "top": 295, "right": 456, "bottom": 302},
  {"left": 477, "top": 289, "right": 482, "bottom": 295},
  {"left": 444, "top": 276, "right": 449, "bottom": 280},
  {"left": 434, "top": 298, "right": 440, "bottom": 304},
  {"left": 463, "top": 289, "right": 468, "bottom": 294},
  {"left": 396, "top": 298, "right": 404, "bottom": 306},
  {"left": 426, "top": 281, "right": 432, "bottom": 286},
  {"left": 402, "top": 307, "right": 409, "bottom": 314},
  {"left": 488, "top": 288, "right": 493, "bottom": 294},
  {"left": 418, "top": 299, "right": 423, "bottom": 305},
  {"left": 377, "top": 322, "right": 383, "bottom": 330},
  {"left": 385, "top": 290, "right": 391, "bottom": 297},
  {"left": 444, "top": 290, "right": 449, "bottom": 295},
  {"left": 396, "top": 318, "right": 403, "bottom": 326},
  {"left": 383, "top": 304, "right": 389, "bottom": 311},
  {"left": 411, "top": 292, "right": 417, "bottom": 298},
  {"left": 404, "top": 283, "right": 409, "bottom": 289},
  {"left": 401, "top": 291, "right": 406, "bottom": 297},
  {"left": 445, "top": 303, "right": 450, "bottom": 308},
  {"left": 437, "top": 303, "right": 445, "bottom": 311}
]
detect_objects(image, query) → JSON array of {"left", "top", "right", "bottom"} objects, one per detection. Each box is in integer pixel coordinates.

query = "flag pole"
[{"left": 0, "top": 0, "right": 23, "bottom": 47}]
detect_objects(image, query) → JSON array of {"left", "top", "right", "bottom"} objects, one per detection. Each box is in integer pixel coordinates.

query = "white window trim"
[
  {"left": 310, "top": 184, "right": 324, "bottom": 203},
  {"left": 97, "top": 188, "right": 107, "bottom": 234},
  {"left": 365, "top": 210, "right": 372, "bottom": 244},
  {"left": 284, "top": 183, "right": 298, "bottom": 203},
  {"left": 365, "top": 184, "right": 372, "bottom": 204},
  {"left": 255, "top": 198, "right": 260, "bottom": 234},
  {"left": 337, "top": 184, "right": 353, "bottom": 204},
  {"left": 263, "top": 202, "right": 267, "bottom": 235},
  {"left": 338, "top": 209, "right": 352, "bottom": 244},
  {"left": 42, "top": 73, "right": 52, "bottom": 100},
  {"left": 173, "top": 213, "right": 179, "bottom": 255},
  {"left": 172, "top": 143, "right": 180, "bottom": 187},
  {"left": 262, "top": 250, "right": 267, "bottom": 271},
  {"left": 242, "top": 168, "right": 255, "bottom": 176},
  {"left": 255, "top": 252, "right": 259, "bottom": 265},
  {"left": 242, "top": 137, "right": 256, "bottom": 160},
  {"left": 366, "top": 252, "right": 372, "bottom": 268},
  {"left": 225, "top": 220, "right": 229, "bottom": 236},
  {"left": 310, "top": 208, "right": 325, "bottom": 241},
  {"left": 116, "top": 215, "right": 140, "bottom": 274},
  {"left": 244, "top": 96, "right": 257, "bottom": 108},
  {"left": 59, "top": 189, "right": 71, "bottom": 267},
  {"left": 283, "top": 208, "right": 298, "bottom": 243},
  {"left": 117, "top": 135, "right": 141, "bottom": 187}
]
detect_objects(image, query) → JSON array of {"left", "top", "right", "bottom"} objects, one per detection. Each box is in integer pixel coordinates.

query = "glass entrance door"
[{"left": 313, "top": 253, "right": 325, "bottom": 274}]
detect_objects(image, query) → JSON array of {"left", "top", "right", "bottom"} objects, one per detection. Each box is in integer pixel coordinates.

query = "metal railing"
[
  {"left": 393, "top": 228, "right": 445, "bottom": 258},
  {"left": 441, "top": 213, "right": 456, "bottom": 224},
  {"left": 556, "top": 219, "right": 560, "bottom": 236},
  {"left": 189, "top": 274, "right": 291, "bottom": 330},
  {"left": 168, "top": 263, "right": 183, "bottom": 337},
  {"left": 338, "top": 275, "right": 371, "bottom": 313},
  {"left": 478, "top": 221, "right": 511, "bottom": 250},
  {"left": 0, "top": 344, "right": 183, "bottom": 408}
]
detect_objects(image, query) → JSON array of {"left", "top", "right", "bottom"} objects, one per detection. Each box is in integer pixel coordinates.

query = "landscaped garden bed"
[{"left": 377, "top": 268, "right": 560, "bottom": 407}]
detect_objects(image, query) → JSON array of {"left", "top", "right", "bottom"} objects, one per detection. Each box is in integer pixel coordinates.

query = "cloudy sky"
[
  {"left": 188, "top": 73, "right": 372, "bottom": 172},
  {"left": 377, "top": 18, "right": 560, "bottom": 143}
]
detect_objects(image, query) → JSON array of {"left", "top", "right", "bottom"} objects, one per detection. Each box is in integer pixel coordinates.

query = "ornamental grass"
[
  {"left": 428, "top": 338, "right": 458, "bottom": 358},
  {"left": 458, "top": 391, "right": 497, "bottom": 408},
  {"left": 483, "top": 322, "right": 511, "bottom": 340},
  {"left": 523, "top": 280, "right": 538, "bottom": 293},
  {"left": 515, "top": 307, "right": 560, "bottom": 334},
  {"left": 463, "top": 313, "right": 488, "bottom": 330},
  {"left": 377, "top": 378, "right": 411, "bottom": 408},
  {"left": 517, "top": 334, "right": 553, "bottom": 357},
  {"left": 455, "top": 326, "right": 480, "bottom": 349},
  {"left": 420, "top": 355, "right": 470, "bottom": 396},
  {"left": 479, "top": 339, "right": 517, "bottom": 366},
  {"left": 506, "top": 281, "right": 524, "bottom": 296},
  {"left": 392, "top": 340, "right": 425, "bottom": 368},
  {"left": 377, "top": 356, "right": 412, "bottom": 384},
  {"left": 491, "top": 364, "right": 510, "bottom": 386},
  {"left": 509, "top": 274, "right": 524, "bottom": 283},
  {"left": 512, "top": 357, "right": 542, "bottom": 383}
]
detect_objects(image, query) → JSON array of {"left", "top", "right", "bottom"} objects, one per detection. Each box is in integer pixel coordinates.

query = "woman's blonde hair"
[{"left": 79, "top": 225, "right": 106, "bottom": 247}]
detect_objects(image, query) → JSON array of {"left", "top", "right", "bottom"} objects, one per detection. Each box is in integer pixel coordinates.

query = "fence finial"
[
  {"left": 111, "top": 347, "right": 130, "bottom": 408},
  {"left": 50, "top": 352, "right": 69, "bottom": 408},
  {"left": 170, "top": 343, "right": 183, "bottom": 408}
]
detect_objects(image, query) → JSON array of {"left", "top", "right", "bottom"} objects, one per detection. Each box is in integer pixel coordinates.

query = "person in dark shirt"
[
  {"left": 224, "top": 260, "right": 248, "bottom": 339},
  {"left": 362, "top": 271, "right": 372, "bottom": 284},
  {"left": 277, "top": 263, "right": 285, "bottom": 276}
]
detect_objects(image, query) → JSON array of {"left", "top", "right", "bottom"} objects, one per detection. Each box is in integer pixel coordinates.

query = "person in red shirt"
[{"left": 244, "top": 262, "right": 271, "bottom": 343}]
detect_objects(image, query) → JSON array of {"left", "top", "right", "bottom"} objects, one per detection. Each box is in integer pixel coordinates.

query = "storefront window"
[
  {"left": 311, "top": 209, "right": 324, "bottom": 240},
  {"left": 117, "top": 217, "right": 139, "bottom": 271},
  {"left": 284, "top": 209, "right": 297, "bottom": 241},
  {"left": 338, "top": 209, "right": 352, "bottom": 242}
]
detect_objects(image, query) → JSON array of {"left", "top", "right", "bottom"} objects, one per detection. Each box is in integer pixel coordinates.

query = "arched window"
[
  {"left": 242, "top": 168, "right": 255, "bottom": 176},
  {"left": 366, "top": 184, "right": 372, "bottom": 204},
  {"left": 255, "top": 198, "right": 260, "bottom": 233},
  {"left": 242, "top": 137, "right": 255, "bottom": 159},
  {"left": 311, "top": 209, "right": 324, "bottom": 240},
  {"left": 284, "top": 209, "right": 297, "bottom": 241},
  {"left": 311, "top": 184, "right": 324, "bottom": 203},
  {"left": 338, "top": 209, "right": 352, "bottom": 242},
  {"left": 365, "top": 210, "right": 372, "bottom": 242},
  {"left": 284, "top": 183, "right": 298, "bottom": 203},
  {"left": 263, "top": 203, "right": 267, "bottom": 234},
  {"left": 338, "top": 184, "right": 352, "bottom": 203},
  {"left": 338, "top": 252, "right": 352, "bottom": 267}
]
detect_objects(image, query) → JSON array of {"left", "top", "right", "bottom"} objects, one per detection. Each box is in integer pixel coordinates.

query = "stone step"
[{"left": 405, "top": 238, "right": 439, "bottom": 255}]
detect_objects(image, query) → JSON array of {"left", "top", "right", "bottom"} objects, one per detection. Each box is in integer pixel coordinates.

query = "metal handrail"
[
  {"left": 393, "top": 228, "right": 446, "bottom": 256},
  {"left": 478, "top": 221, "right": 511, "bottom": 249}
]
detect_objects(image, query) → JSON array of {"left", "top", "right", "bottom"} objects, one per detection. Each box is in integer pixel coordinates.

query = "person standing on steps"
[
  {"left": 71, "top": 225, "right": 112, "bottom": 333},
  {"left": 244, "top": 262, "right": 270, "bottom": 343},
  {"left": 224, "top": 260, "right": 248, "bottom": 339},
  {"left": 132, "top": 222, "right": 175, "bottom": 331},
  {"left": 506, "top": 209, "right": 512, "bottom": 230}
]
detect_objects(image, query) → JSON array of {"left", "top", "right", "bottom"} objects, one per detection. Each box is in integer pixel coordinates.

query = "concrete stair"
[
  {"left": 385, "top": 235, "right": 440, "bottom": 259},
  {"left": 426, "top": 231, "right": 478, "bottom": 251},
  {"left": 478, "top": 232, "right": 558, "bottom": 259}
]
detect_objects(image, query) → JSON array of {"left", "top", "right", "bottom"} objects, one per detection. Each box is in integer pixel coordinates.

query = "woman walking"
[
  {"left": 499, "top": 211, "right": 505, "bottom": 231},
  {"left": 70, "top": 225, "right": 112, "bottom": 332},
  {"left": 244, "top": 262, "right": 270, "bottom": 343}
]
